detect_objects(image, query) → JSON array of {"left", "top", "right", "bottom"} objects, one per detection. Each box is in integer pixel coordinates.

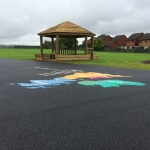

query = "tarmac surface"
[{"left": 0, "top": 58, "right": 150, "bottom": 150}]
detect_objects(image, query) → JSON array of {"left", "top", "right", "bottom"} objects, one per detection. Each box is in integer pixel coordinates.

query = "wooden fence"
[{"left": 53, "top": 49, "right": 75, "bottom": 55}]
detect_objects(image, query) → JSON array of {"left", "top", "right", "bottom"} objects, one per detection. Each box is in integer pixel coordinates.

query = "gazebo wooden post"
[
  {"left": 56, "top": 34, "right": 59, "bottom": 55},
  {"left": 51, "top": 37, "right": 54, "bottom": 53},
  {"left": 40, "top": 36, "right": 43, "bottom": 56},
  {"left": 74, "top": 37, "right": 77, "bottom": 54},
  {"left": 91, "top": 36, "right": 94, "bottom": 59},
  {"left": 85, "top": 35, "right": 88, "bottom": 54}
]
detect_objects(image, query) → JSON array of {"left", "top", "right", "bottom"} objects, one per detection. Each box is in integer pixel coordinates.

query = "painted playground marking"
[
  {"left": 11, "top": 79, "right": 145, "bottom": 89},
  {"left": 8, "top": 71, "right": 146, "bottom": 89},
  {"left": 78, "top": 80, "right": 145, "bottom": 88},
  {"left": 62, "top": 72, "right": 131, "bottom": 79},
  {"left": 17, "top": 78, "right": 75, "bottom": 89},
  {"left": 35, "top": 67, "right": 84, "bottom": 76}
]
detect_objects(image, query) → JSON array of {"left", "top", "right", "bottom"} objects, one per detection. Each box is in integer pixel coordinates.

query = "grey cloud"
[{"left": 0, "top": 0, "right": 150, "bottom": 44}]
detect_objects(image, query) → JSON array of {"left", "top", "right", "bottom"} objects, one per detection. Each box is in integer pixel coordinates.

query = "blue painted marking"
[{"left": 17, "top": 78, "right": 76, "bottom": 89}]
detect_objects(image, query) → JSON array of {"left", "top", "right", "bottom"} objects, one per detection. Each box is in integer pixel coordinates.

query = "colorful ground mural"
[{"left": 8, "top": 69, "right": 146, "bottom": 89}]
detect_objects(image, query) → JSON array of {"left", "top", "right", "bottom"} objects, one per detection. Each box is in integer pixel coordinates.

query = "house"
[
  {"left": 83, "top": 35, "right": 112, "bottom": 46},
  {"left": 138, "top": 33, "right": 150, "bottom": 48},
  {"left": 96, "top": 35, "right": 112, "bottom": 45},
  {"left": 104, "top": 35, "right": 127, "bottom": 50},
  {"left": 126, "top": 33, "right": 144, "bottom": 49},
  {"left": 82, "top": 35, "right": 113, "bottom": 46}
]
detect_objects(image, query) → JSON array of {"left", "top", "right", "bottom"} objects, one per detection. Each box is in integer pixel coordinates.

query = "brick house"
[
  {"left": 126, "top": 33, "right": 144, "bottom": 49},
  {"left": 83, "top": 35, "right": 112, "bottom": 46},
  {"left": 105, "top": 35, "right": 127, "bottom": 50},
  {"left": 138, "top": 33, "right": 150, "bottom": 48},
  {"left": 96, "top": 35, "right": 112, "bottom": 45}
]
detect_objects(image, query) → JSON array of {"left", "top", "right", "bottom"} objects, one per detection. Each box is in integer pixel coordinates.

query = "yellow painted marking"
[{"left": 62, "top": 72, "right": 131, "bottom": 80}]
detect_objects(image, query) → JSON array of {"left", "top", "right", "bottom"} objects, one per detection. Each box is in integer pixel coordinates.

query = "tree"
[
  {"left": 94, "top": 39, "right": 97, "bottom": 46},
  {"left": 72, "top": 40, "right": 79, "bottom": 48},
  {"left": 96, "top": 38, "right": 104, "bottom": 47},
  {"left": 43, "top": 40, "right": 51, "bottom": 49},
  {"left": 59, "top": 38, "right": 75, "bottom": 49}
]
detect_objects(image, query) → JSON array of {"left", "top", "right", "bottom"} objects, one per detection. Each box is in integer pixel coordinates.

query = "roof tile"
[
  {"left": 126, "top": 33, "right": 144, "bottom": 41},
  {"left": 38, "top": 21, "right": 95, "bottom": 36},
  {"left": 139, "top": 33, "right": 150, "bottom": 40}
]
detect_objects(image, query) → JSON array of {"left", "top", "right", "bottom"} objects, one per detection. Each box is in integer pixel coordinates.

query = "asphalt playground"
[{"left": 0, "top": 58, "right": 150, "bottom": 150}]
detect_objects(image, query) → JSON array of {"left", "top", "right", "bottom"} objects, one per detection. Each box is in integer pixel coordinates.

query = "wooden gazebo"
[{"left": 35, "top": 21, "right": 98, "bottom": 61}]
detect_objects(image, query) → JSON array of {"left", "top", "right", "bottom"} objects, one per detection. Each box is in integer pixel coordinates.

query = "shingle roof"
[
  {"left": 139, "top": 33, "right": 150, "bottom": 41},
  {"left": 96, "top": 35, "right": 112, "bottom": 40},
  {"left": 38, "top": 21, "right": 95, "bottom": 36},
  {"left": 97, "top": 35, "right": 106, "bottom": 40},
  {"left": 126, "top": 33, "right": 144, "bottom": 41},
  {"left": 105, "top": 35, "right": 125, "bottom": 46},
  {"left": 105, "top": 41, "right": 116, "bottom": 47}
]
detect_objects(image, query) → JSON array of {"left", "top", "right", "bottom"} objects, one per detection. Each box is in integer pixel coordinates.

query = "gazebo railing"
[{"left": 53, "top": 49, "right": 75, "bottom": 55}]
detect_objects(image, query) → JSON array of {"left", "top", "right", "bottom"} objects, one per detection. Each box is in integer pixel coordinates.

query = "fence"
[
  {"left": 105, "top": 47, "right": 150, "bottom": 53},
  {"left": 0, "top": 45, "right": 40, "bottom": 49}
]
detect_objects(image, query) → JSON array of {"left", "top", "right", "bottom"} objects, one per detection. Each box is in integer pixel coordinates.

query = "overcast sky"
[{"left": 0, "top": 0, "right": 150, "bottom": 45}]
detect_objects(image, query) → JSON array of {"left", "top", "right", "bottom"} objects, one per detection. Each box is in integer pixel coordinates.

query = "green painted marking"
[{"left": 78, "top": 80, "right": 146, "bottom": 88}]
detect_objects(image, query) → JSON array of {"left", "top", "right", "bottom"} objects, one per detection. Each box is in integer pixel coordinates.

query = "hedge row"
[
  {"left": 94, "top": 46, "right": 150, "bottom": 53},
  {"left": 105, "top": 47, "right": 150, "bottom": 53},
  {"left": 0, "top": 45, "right": 40, "bottom": 49}
]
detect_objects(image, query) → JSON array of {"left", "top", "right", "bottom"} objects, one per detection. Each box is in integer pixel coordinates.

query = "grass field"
[
  {"left": 0, "top": 48, "right": 150, "bottom": 70},
  {"left": 0, "top": 49, "right": 49, "bottom": 60}
]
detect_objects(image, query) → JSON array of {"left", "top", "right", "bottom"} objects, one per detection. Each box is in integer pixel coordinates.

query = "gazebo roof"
[{"left": 38, "top": 21, "right": 96, "bottom": 37}]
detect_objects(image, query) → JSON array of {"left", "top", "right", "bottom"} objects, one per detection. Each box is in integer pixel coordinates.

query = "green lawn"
[
  {"left": 0, "top": 49, "right": 52, "bottom": 60},
  {"left": 68, "top": 52, "right": 150, "bottom": 70},
  {"left": 0, "top": 48, "right": 150, "bottom": 70}
]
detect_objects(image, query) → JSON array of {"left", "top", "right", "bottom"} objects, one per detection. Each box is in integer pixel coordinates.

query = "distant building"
[
  {"left": 126, "top": 33, "right": 144, "bottom": 49},
  {"left": 138, "top": 33, "right": 150, "bottom": 48},
  {"left": 96, "top": 35, "right": 112, "bottom": 45},
  {"left": 105, "top": 35, "right": 127, "bottom": 50},
  {"left": 82, "top": 35, "right": 112, "bottom": 46}
]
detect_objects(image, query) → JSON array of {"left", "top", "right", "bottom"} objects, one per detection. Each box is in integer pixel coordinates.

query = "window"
[{"left": 145, "top": 40, "right": 148, "bottom": 43}]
